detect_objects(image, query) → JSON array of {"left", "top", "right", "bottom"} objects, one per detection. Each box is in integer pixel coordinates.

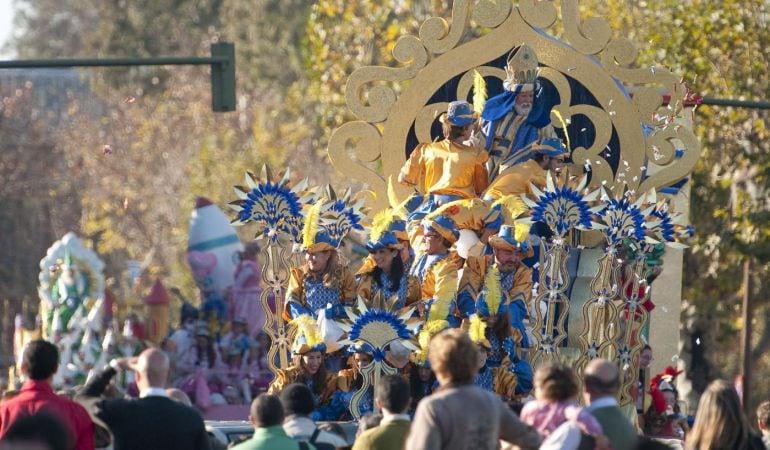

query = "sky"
[{"left": 0, "top": 0, "right": 16, "bottom": 58}]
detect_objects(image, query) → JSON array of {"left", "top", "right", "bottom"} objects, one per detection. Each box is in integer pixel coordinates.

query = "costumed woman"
[
  {"left": 406, "top": 321, "right": 447, "bottom": 415},
  {"left": 267, "top": 315, "right": 338, "bottom": 421},
  {"left": 230, "top": 241, "right": 265, "bottom": 337},
  {"left": 283, "top": 203, "right": 356, "bottom": 323},
  {"left": 467, "top": 315, "right": 521, "bottom": 403},
  {"left": 356, "top": 210, "right": 421, "bottom": 310}
]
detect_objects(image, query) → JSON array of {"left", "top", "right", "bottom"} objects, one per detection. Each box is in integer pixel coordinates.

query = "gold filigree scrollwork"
[
  {"left": 639, "top": 126, "right": 701, "bottom": 193},
  {"left": 345, "top": 36, "right": 429, "bottom": 123},
  {"left": 260, "top": 242, "right": 297, "bottom": 372},
  {"left": 530, "top": 242, "right": 572, "bottom": 369},
  {"left": 472, "top": 0, "right": 512, "bottom": 28},
  {"left": 350, "top": 360, "right": 398, "bottom": 420},
  {"left": 574, "top": 249, "right": 621, "bottom": 376},
  {"left": 518, "top": 1, "right": 558, "bottom": 29},
  {"left": 615, "top": 253, "right": 652, "bottom": 409},
  {"left": 560, "top": 0, "right": 612, "bottom": 55},
  {"left": 419, "top": 0, "right": 472, "bottom": 55},
  {"left": 328, "top": 121, "right": 385, "bottom": 200}
]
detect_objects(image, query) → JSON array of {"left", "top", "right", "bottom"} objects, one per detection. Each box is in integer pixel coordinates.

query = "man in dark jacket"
[
  {"left": 78, "top": 348, "right": 210, "bottom": 450},
  {"left": 583, "top": 359, "right": 639, "bottom": 450}
]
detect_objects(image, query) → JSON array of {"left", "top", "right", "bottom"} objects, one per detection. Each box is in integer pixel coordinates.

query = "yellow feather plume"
[
  {"left": 290, "top": 314, "right": 324, "bottom": 350},
  {"left": 428, "top": 278, "right": 456, "bottom": 324},
  {"left": 491, "top": 195, "right": 529, "bottom": 222},
  {"left": 468, "top": 315, "right": 488, "bottom": 346},
  {"left": 514, "top": 221, "right": 532, "bottom": 247},
  {"left": 302, "top": 201, "right": 323, "bottom": 249},
  {"left": 370, "top": 209, "right": 395, "bottom": 243},
  {"left": 551, "top": 109, "right": 572, "bottom": 154},
  {"left": 483, "top": 265, "right": 502, "bottom": 316},
  {"left": 473, "top": 70, "right": 487, "bottom": 117},
  {"left": 413, "top": 320, "right": 450, "bottom": 365}
]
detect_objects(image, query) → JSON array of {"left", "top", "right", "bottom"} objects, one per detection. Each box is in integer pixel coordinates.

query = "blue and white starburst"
[
  {"left": 522, "top": 173, "right": 603, "bottom": 237},
  {"left": 229, "top": 166, "right": 315, "bottom": 242},
  {"left": 338, "top": 297, "right": 419, "bottom": 360},
  {"left": 318, "top": 187, "right": 367, "bottom": 248},
  {"left": 594, "top": 188, "right": 648, "bottom": 246}
]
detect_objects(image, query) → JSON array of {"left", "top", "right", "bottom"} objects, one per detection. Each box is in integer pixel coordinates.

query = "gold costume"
[
  {"left": 355, "top": 260, "right": 421, "bottom": 308},
  {"left": 283, "top": 265, "right": 357, "bottom": 322},
  {"left": 427, "top": 198, "right": 501, "bottom": 233},
  {"left": 399, "top": 139, "right": 489, "bottom": 198},
  {"left": 484, "top": 159, "right": 547, "bottom": 202},
  {"left": 459, "top": 255, "right": 533, "bottom": 319},
  {"left": 268, "top": 366, "right": 338, "bottom": 404}
]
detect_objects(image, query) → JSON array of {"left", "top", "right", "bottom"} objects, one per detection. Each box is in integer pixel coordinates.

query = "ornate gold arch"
[{"left": 327, "top": 0, "right": 701, "bottom": 212}]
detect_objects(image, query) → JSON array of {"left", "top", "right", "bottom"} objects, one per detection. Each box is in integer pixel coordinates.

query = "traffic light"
[{"left": 211, "top": 42, "right": 236, "bottom": 112}]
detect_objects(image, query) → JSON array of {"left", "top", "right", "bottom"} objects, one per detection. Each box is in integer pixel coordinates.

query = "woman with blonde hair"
[{"left": 686, "top": 379, "right": 764, "bottom": 450}]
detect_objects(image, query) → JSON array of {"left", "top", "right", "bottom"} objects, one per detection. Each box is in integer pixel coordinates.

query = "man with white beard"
[{"left": 480, "top": 43, "right": 558, "bottom": 172}]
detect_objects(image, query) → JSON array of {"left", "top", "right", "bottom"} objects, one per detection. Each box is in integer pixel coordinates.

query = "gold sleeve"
[
  {"left": 284, "top": 267, "right": 305, "bottom": 321},
  {"left": 406, "top": 275, "right": 422, "bottom": 307},
  {"left": 474, "top": 150, "right": 490, "bottom": 195},
  {"left": 458, "top": 256, "right": 486, "bottom": 303},
  {"left": 356, "top": 272, "right": 374, "bottom": 302},
  {"left": 399, "top": 144, "right": 426, "bottom": 192},
  {"left": 340, "top": 266, "right": 357, "bottom": 304},
  {"left": 493, "top": 365, "right": 519, "bottom": 400},
  {"left": 510, "top": 264, "right": 534, "bottom": 307}
]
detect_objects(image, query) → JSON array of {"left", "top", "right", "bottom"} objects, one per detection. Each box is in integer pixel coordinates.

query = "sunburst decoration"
[
  {"left": 521, "top": 173, "right": 603, "bottom": 238},
  {"left": 338, "top": 297, "right": 419, "bottom": 358},
  {"left": 594, "top": 190, "right": 649, "bottom": 246},
  {"left": 318, "top": 186, "right": 368, "bottom": 248},
  {"left": 229, "top": 166, "right": 315, "bottom": 243}
]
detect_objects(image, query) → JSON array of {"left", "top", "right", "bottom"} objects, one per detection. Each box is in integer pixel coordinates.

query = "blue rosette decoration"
[
  {"left": 521, "top": 173, "right": 603, "bottom": 238},
  {"left": 229, "top": 166, "right": 315, "bottom": 243}
]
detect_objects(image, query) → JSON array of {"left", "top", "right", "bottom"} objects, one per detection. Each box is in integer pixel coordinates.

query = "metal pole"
[
  {"left": 741, "top": 258, "right": 752, "bottom": 414},
  {"left": 0, "top": 56, "right": 229, "bottom": 69}
]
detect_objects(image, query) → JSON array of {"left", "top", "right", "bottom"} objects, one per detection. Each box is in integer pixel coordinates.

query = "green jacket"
[
  {"left": 231, "top": 425, "right": 314, "bottom": 450},
  {"left": 353, "top": 418, "right": 410, "bottom": 450}
]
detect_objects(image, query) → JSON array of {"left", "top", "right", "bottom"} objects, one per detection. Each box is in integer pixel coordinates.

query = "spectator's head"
[
  {"left": 687, "top": 379, "right": 751, "bottom": 450},
  {"left": 0, "top": 412, "right": 70, "bottom": 450},
  {"left": 375, "top": 374, "right": 410, "bottom": 415},
  {"left": 757, "top": 400, "right": 770, "bottom": 433},
  {"left": 166, "top": 388, "right": 193, "bottom": 407},
  {"left": 318, "top": 422, "right": 350, "bottom": 448},
  {"left": 533, "top": 362, "right": 579, "bottom": 402},
  {"left": 583, "top": 358, "right": 620, "bottom": 403},
  {"left": 249, "top": 394, "right": 284, "bottom": 429},
  {"left": 134, "top": 348, "right": 170, "bottom": 391},
  {"left": 429, "top": 329, "right": 481, "bottom": 385},
  {"left": 280, "top": 383, "right": 315, "bottom": 417},
  {"left": 21, "top": 340, "right": 59, "bottom": 382}
]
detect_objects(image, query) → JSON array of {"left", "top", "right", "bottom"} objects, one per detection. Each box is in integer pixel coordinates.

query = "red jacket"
[{"left": 0, "top": 380, "right": 94, "bottom": 450}]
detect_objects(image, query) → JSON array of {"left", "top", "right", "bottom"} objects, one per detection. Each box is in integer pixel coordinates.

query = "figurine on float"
[{"left": 480, "top": 43, "right": 558, "bottom": 172}]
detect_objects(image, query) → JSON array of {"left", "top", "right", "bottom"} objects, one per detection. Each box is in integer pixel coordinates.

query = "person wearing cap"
[
  {"left": 409, "top": 216, "right": 463, "bottom": 326},
  {"left": 399, "top": 100, "right": 489, "bottom": 211},
  {"left": 268, "top": 315, "right": 338, "bottom": 420},
  {"left": 483, "top": 136, "right": 568, "bottom": 203},
  {"left": 406, "top": 321, "right": 447, "bottom": 415},
  {"left": 481, "top": 43, "right": 558, "bottom": 171},
  {"left": 284, "top": 204, "right": 356, "bottom": 323},
  {"left": 425, "top": 197, "right": 503, "bottom": 259},
  {"left": 356, "top": 210, "right": 421, "bottom": 310},
  {"left": 458, "top": 223, "right": 534, "bottom": 356}
]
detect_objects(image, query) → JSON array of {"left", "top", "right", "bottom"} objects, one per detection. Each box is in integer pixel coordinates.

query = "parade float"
[{"left": 19, "top": 1, "right": 702, "bottom": 422}]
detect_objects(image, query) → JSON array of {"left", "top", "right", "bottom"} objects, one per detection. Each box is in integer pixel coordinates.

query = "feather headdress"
[
  {"left": 427, "top": 275, "right": 456, "bottom": 324},
  {"left": 290, "top": 314, "right": 326, "bottom": 354}
]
